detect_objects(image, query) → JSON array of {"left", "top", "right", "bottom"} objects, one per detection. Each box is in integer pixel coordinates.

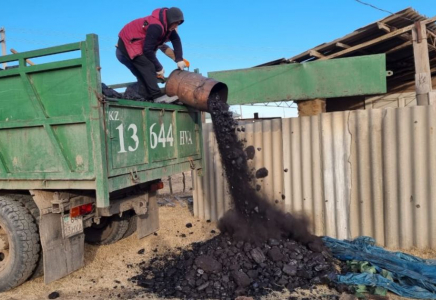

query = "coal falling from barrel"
[
  {"left": 208, "top": 94, "right": 322, "bottom": 250},
  {"left": 129, "top": 94, "right": 340, "bottom": 299}
]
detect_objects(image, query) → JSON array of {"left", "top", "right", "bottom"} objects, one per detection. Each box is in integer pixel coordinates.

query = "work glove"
[
  {"left": 177, "top": 60, "right": 188, "bottom": 70},
  {"left": 156, "top": 68, "right": 165, "bottom": 77},
  {"left": 183, "top": 59, "right": 190, "bottom": 68}
]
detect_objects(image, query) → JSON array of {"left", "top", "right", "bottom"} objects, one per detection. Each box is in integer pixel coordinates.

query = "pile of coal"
[
  {"left": 128, "top": 93, "right": 344, "bottom": 299},
  {"left": 130, "top": 234, "right": 336, "bottom": 299}
]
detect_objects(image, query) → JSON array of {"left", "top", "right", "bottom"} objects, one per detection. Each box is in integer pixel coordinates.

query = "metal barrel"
[{"left": 165, "top": 70, "right": 228, "bottom": 112}]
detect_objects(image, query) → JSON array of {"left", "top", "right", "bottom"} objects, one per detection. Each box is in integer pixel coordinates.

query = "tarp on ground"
[{"left": 323, "top": 236, "right": 436, "bottom": 299}]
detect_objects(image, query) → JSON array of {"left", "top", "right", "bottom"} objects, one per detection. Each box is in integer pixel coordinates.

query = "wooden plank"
[
  {"left": 413, "top": 21, "right": 433, "bottom": 105},
  {"left": 386, "top": 40, "right": 413, "bottom": 54},
  {"left": 10, "top": 48, "right": 35, "bottom": 65},
  {"left": 428, "top": 30, "right": 436, "bottom": 39},
  {"left": 397, "top": 32, "right": 436, "bottom": 52},
  {"left": 336, "top": 42, "right": 371, "bottom": 55},
  {"left": 392, "top": 64, "right": 435, "bottom": 91},
  {"left": 336, "top": 42, "right": 350, "bottom": 49},
  {"left": 289, "top": 10, "right": 435, "bottom": 62},
  {"left": 378, "top": 24, "right": 436, "bottom": 52},
  {"left": 321, "top": 16, "right": 436, "bottom": 61},
  {"left": 322, "top": 26, "right": 414, "bottom": 60},
  {"left": 309, "top": 50, "right": 326, "bottom": 58},
  {"left": 377, "top": 22, "right": 392, "bottom": 33},
  {"left": 0, "top": 27, "right": 6, "bottom": 69}
]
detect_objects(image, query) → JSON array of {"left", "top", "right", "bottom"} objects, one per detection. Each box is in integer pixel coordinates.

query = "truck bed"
[{"left": 0, "top": 34, "right": 202, "bottom": 208}]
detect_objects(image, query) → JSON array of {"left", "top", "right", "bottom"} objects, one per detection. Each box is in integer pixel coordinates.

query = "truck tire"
[
  {"left": 0, "top": 196, "right": 41, "bottom": 292},
  {"left": 123, "top": 213, "right": 137, "bottom": 239},
  {"left": 14, "top": 195, "right": 39, "bottom": 223},
  {"left": 84, "top": 214, "right": 129, "bottom": 245},
  {"left": 13, "top": 195, "right": 43, "bottom": 279}
]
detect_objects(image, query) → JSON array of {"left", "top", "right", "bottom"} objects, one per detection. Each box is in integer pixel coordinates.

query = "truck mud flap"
[
  {"left": 40, "top": 213, "right": 85, "bottom": 283},
  {"left": 31, "top": 190, "right": 85, "bottom": 284},
  {"left": 136, "top": 191, "right": 159, "bottom": 239}
]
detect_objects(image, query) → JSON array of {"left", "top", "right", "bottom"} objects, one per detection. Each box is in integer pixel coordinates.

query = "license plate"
[{"left": 62, "top": 215, "right": 83, "bottom": 238}]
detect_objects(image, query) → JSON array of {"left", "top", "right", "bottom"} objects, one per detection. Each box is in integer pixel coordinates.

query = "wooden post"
[
  {"left": 412, "top": 21, "right": 433, "bottom": 106},
  {"left": 10, "top": 49, "right": 35, "bottom": 66},
  {"left": 168, "top": 176, "right": 173, "bottom": 194},
  {"left": 182, "top": 172, "right": 186, "bottom": 193},
  {"left": 430, "top": 91, "right": 436, "bottom": 105},
  {"left": 0, "top": 27, "right": 6, "bottom": 69}
]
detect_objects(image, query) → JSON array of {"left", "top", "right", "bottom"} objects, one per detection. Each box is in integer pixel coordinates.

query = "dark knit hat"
[{"left": 166, "top": 7, "right": 184, "bottom": 25}]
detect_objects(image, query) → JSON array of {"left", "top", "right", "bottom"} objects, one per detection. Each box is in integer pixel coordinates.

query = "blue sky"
[{"left": 2, "top": 0, "right": 436, "bottom": 118}]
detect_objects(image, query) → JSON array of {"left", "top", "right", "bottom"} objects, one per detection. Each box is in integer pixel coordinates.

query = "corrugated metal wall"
[
  {"left": 193, "top": 119, "right": 284, "bottom": 221},
  {"left": 193, "top": 105, "right": 436, "bottom": 249}
]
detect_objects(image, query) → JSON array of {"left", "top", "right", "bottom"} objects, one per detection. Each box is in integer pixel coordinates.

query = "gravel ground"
[{"left": 2, "top": 173, "right": 435, "bottom": 300}]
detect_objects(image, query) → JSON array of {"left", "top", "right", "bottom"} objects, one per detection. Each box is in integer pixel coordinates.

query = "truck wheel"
[
  {"left": 12, "top": 195, "right": 43, "bottom": 279},
  {"left": 84, "top": 214, "right": 129, "bottom": 245},
  {"left": 0, "top": 196, "right": 40, "bottom": 292},
  {"left": 123, "top": 213, "right": 137, "bottom": 239},
  {"left": 14, "top": 195, "right": 39, "bottom": 223}
]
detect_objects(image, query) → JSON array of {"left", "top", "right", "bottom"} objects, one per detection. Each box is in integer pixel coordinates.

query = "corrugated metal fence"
[{"left": 193, "top": 105, "right": 436, "bottom": 249}]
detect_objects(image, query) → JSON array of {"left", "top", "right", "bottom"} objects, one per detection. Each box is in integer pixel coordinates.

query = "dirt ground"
[{"left": 2, "top": 172, "right": 435, "bottom": 300}]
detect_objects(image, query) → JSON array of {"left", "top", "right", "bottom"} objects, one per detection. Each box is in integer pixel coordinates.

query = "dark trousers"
[{"left": 115, "top": 45, "right": 162, "bottom": 100}]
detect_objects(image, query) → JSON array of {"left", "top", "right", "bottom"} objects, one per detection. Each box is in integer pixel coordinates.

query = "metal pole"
[{"left": 0, "top": 27, "right": 7, "bottom": 69}]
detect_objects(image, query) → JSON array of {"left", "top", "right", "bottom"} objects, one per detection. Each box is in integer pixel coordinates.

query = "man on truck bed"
[{"left": 116, "top": 7, "right": 187, "bottom": 102}]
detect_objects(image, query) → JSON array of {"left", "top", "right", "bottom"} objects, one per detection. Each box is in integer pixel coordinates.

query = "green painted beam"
[
  {"left": 208, "top": 54, "right": 387, "bottom": 105},
  {"left": 0, "top": 42, "right": 82, "bottom": 64}
]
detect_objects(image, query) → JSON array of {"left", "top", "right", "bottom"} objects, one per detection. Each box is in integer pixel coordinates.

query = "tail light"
[
  {"left": 70, "top": 203, "right": 93, "bottom": 218},
  {"left": 150, "top": 181, "right": 164, "bottom": 192}
]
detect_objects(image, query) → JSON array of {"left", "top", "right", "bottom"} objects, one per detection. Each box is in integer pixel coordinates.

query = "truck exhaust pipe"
[{"left": 165, "top": 70, "right": 228, "bottom": 112}]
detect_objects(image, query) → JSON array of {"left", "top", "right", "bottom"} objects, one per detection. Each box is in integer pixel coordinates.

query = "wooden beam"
[
  {"left": 336, "top": 42, "right": 350, "bottom": 49},
  {"left": 430, "top": 91, "right": 436, "bottom": 105},
  {"left": 428, "top": 30, "right": 436, "bottom": 48},
  {"left": 377, "top": 22, "right": 392, "bottom": 33},
  {"left": 400, "top": 30, "right": 436, "bottom": 52},
  {"left": 322, "top": 15, "right": 436, "bottom": 60},
  {"left": 413, "top": 21, "right": 433, "bottom": 105},
  {"left": 0, "top": 27, "right": 6, "bottom": 69},
  {"left": 309, "top": 50, "right": 326, "bottom": 59},
  {"left": 336, "top": 42, "right": 371, "bottom": 55},
  {"left": 289, "top": 11, "right": 435, "bottom": 62},
  {"left": 389, "top": 65, "right": 436, "bottom": 87},
  {"left": 386, "top": 40, "right": 413, "bottom": 54},
  {"left": 381, "top": 25, "right": 436, "bottom": 52},
  {"left": 10, "top": 49, "right": 35, "bottom": 66},
  {"left": 427, "top": 30, "right": 436, "bottom": 39}
]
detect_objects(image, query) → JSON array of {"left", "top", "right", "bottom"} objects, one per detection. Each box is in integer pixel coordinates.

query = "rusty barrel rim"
[{"left": 166, "top": 70, "right": 228, "bottom": 112}]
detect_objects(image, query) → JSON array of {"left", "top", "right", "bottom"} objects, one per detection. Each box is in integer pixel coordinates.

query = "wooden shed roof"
[{"left": 268, "top": 8, "right": 436, "bottom": 93}]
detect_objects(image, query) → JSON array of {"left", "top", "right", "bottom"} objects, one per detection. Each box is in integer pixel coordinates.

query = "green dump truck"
[{"left": 0, "top": 34, "right": 202, "bottom": 291}]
